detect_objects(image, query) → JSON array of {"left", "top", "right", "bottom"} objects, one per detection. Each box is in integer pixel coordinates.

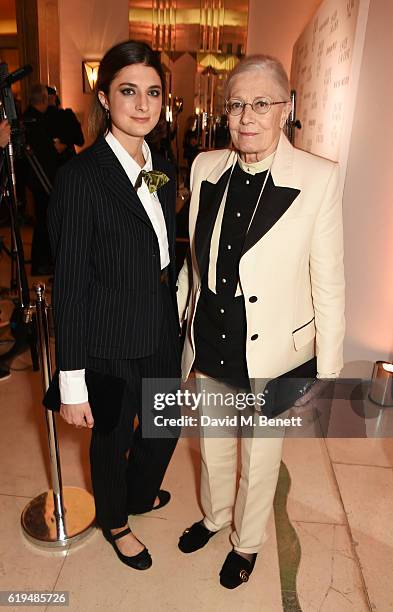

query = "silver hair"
[
  {"left": 29, "top": 83, "right": 48, "bottom": 106},
  {"left": 225, "top": 54, "right": 290, "bottom": 101}
]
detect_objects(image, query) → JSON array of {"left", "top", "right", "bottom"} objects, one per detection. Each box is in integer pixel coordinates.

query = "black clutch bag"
[
  {"left": 264, "top": 357, "right": 317, "bottom": 417},
  {"left": 42, "top": 369, "right": 126, "bottom": 434}
]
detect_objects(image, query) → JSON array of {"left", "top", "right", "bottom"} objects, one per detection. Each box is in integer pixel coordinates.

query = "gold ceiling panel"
[
  {"left": 129, "top": 8, "right": 247, "bottom": 27},
  {"left": 129, "top": 0, "right": 249, "bottom": 54}
]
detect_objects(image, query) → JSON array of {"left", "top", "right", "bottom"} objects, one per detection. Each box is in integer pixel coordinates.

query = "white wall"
[
  {"left": 246, "top": 0, "right": 322, "bottom": 72},
  {"left": 342, "top": 0, "right": 393, "bottom": 373},
  {"left": 290, "top": 0, "right": 365, "bottom": 164},
  {"left": 57, "top": 0, "right": 129, "bottom": 145}
]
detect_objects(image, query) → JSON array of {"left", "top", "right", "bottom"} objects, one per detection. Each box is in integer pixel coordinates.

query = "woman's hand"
[
  {"left": 60, "top": 402, "right": 94, "bottom": 428},
  {"left": 293, "top": 379, "right": 331, "bottom": 407}
]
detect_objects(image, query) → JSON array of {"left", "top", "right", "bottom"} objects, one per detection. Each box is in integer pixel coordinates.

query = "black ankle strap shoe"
[
  {"left": 219, "top": 550, "right": 257, "bottom": 589},
  {"left": 103, "top": 527, "right": 152, "bottom": 570}
]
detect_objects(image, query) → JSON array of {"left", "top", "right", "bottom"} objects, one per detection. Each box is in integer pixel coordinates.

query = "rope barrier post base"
[
  {"left": 21, "top": 486, "right": 95, "bottom": 548},
  {"left": 21, "top": 283, "right": 96, "bottom": 548}
]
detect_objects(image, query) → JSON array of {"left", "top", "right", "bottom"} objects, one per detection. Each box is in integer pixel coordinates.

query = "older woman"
[{"left": 177, "top": 55, "right": 345, "bottom": 589}]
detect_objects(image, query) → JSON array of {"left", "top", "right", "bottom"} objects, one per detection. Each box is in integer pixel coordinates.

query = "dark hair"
[{"left": 88, "top": 40, "right": 165, "bottom": 140}]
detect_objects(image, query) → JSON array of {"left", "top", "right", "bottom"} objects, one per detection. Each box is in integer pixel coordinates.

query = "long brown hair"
[{"left": 88, "top": 40, "right": 165, "bottom": 141}]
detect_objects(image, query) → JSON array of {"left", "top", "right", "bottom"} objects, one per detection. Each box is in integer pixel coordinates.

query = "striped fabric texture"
[{"left": 48, "top": 136, "right": 177, "bottom": 370}]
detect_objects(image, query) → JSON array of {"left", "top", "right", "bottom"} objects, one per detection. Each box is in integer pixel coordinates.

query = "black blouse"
[{"left": 194, "top": 163, "right": 268, "bottom": 388}]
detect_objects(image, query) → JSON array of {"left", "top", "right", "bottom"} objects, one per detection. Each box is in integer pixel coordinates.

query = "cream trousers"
[{"left": 195, "top": 372, "right": 284, "bottom": 554}]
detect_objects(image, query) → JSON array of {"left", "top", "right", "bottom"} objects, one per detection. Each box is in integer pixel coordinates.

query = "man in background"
[
  {"left": 45, "top": 86, "right": 84, "bottom": 164},
  {"left": 22, "top": 84, "right": 58, "bottom": 275}
]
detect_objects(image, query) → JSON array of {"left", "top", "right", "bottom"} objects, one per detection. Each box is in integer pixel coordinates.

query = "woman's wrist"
[{"left": 59, "top": 369, "right": 88, "bottom": 404}]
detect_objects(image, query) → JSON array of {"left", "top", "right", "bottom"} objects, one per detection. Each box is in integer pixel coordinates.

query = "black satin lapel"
[
  {"left": 242, "top": 174, "right": 301, "bottom": 256},
  {"left": 103, "top": 163, "right": 154, "bottom": 230},
  {"left": 195, "top": 168, "right": 231, "bottom": 278}
]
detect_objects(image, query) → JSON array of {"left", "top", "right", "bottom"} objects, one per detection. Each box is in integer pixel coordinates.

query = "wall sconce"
[
  {"left": 368, "top": 361, "right": 393, "bottom": 406},
  {"left": 82, "top": 61, "right": 100, "bottom": 93}
]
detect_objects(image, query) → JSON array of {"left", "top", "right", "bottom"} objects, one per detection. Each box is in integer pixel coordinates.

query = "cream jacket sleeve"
[
  {"left": 176, "top": 155, "right": 200, "bottom": 325},
  {"left": 310, "top": 164, "right": 345, "bottom": 378}
]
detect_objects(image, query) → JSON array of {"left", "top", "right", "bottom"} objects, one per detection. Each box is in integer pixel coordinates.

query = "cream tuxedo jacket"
[{"left": 177, "top": 132, "right": 345, "bottom": 383}]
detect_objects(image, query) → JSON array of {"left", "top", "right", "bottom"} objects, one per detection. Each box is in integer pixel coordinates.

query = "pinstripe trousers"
[{"left": 88, "top": 283, "right": 181, "bottom": 529}]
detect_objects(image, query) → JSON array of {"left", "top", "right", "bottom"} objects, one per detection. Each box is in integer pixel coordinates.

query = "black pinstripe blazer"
[{"left": 48, "top": 135, "right": 177, "bottom": 370}]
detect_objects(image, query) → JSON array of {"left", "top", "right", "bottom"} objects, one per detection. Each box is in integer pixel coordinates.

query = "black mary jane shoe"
[
  {"left": 103, "top": 526, "right": 152, "bottom": 570},
  {"left": 128, "top": 490, "right": 171, "bottom": 515},
  {"left": 178, "top": 520, "right": 218, "bottom": 553},
  {"left": 219, "top": 551, "right": 257, "bottom": 589}
]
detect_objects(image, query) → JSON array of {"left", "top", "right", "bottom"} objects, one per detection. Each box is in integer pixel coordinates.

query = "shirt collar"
[
  {"left": 237, "top": 150, "right": 275, "bottom": 175},
  {"left": 105, "top": 131, "right": 152, "bottom": 184}
]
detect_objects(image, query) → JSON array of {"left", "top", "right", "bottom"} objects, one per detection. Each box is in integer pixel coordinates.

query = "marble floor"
[{"left": 0, "top": 227, "right": 392, "bottom": 611}]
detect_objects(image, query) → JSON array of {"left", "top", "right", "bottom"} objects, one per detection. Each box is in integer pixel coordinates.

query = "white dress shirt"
[
  {"left": 105, "top": 132, "right": 169, "bottom": 271},
  {"left": 59, "top": 132, "right": 170, "bottom": 404}
]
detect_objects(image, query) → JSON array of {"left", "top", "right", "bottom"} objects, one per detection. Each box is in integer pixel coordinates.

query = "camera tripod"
[{"left": 0, "top": 62, "right": 47, "bottom": 373}]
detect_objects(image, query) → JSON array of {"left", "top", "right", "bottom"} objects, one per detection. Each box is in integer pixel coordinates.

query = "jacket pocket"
[{"left": 292, "top": 317, "right": 316, "bottom": 350}]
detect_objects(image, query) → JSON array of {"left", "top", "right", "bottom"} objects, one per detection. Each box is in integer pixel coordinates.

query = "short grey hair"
[
  {"left": 225, "top": 54, "right": 290, "bottom": 101},
  {"left": 29, "top": 84, "right": 48, "bottom": 106}
]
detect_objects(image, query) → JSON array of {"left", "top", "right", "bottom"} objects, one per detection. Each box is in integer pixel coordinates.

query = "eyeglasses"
[{"left": 225, "top": 96, "right": 290, "bottom": 116}]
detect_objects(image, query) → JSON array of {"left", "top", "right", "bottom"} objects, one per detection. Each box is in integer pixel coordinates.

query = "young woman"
[{"left": 48, "top": 41, "right": 180, "bottom": 570}]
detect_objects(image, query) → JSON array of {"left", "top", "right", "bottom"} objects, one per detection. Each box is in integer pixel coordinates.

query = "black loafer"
[
  {"left": 128, "top": 490, "right": 171, "bottom": 515},
  {"left": 178, "top": 520, "right": 218, "bottom": 553},
  {"left": 103, "top": 526, "right": 152, "bottom": 570},
  {"left": 219, "top": 551, "right": 257, "bottom": 589}
]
